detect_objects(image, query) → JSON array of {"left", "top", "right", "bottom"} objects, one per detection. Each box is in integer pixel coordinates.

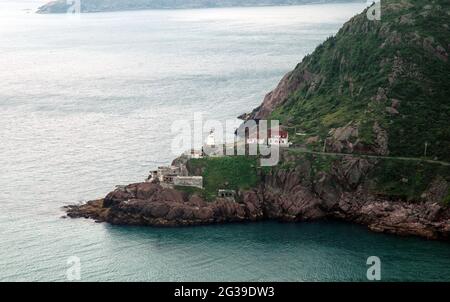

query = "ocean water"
[{"left": 1, "top": 1, "right": 450, "bottom": 282}]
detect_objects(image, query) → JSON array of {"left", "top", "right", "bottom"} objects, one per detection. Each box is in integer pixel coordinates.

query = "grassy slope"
[
  {"left": 184, "top": 0, "right": 450, "bottom": 203},
  {"left": 368, "top": 159, "right": 450, "bottom": 202},
  {"left": 186, "top": 156, "right": 260, "bottom": 200},
  {"left": 270, "top": 0, "right": 450, "bottom": 161}
]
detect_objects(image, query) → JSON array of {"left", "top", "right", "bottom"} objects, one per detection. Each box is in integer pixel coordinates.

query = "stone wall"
[{"left": 174, "top": 176, "right": 203, "bottom": 189}]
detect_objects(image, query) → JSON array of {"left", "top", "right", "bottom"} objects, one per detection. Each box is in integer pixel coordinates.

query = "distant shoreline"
[{"left": 36, "top": 0, "right": 366, "bottom": 14}]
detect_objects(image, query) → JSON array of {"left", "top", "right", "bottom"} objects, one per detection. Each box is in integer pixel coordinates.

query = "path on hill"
[
  {"left": 223, "top": 141, "right": 450, "bottom": 166},
  {"left": 287, "top": 147, "right": 450, "bottom": 167}
]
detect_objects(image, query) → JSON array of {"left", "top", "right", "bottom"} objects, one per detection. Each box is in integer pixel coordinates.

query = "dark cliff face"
[
  {"left": 65, "top": 0, "right": 450, "bottom": 240},
  {"left": 66, "top": 153, "right": 450, "bottom": 240},
  {"left": 66, "top": 182, "right": 264, "bottom": 226},
  {"left": 244, "top": 0, "right": 450, "bottom": 162}
]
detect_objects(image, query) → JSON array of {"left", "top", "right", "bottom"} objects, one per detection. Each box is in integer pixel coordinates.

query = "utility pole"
[{"left": 424, "top": 141, "right": 428, "bottom": 158}]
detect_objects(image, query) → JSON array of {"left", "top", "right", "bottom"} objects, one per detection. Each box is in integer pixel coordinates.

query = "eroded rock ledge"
[{"left": 65, "top": 167, "right": 450, "bottom": 241}]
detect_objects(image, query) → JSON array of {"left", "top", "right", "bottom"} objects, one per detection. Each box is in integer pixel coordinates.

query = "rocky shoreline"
[
  {"left": 64, "top": 0, "right": 450, "bottom": 241},
  {"left": 65, "top": 155, "right": 450, "bottom": 241}
]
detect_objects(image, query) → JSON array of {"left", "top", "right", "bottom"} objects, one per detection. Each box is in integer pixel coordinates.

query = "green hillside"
[{"left": 266, "top": 0, "right": 450, "bottom": 161}]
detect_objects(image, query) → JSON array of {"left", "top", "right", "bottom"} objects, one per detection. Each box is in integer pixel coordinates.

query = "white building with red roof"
[{"left": 246, "top": 128, "right": 290, "bottom": 147}]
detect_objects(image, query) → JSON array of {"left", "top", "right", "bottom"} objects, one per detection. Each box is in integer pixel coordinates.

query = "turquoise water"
[
  {"left": 1, "top": 1, "right": 450, "bottom": 281},
  {"left": 73, "top": 221, "right": 450, "bottom": 282}
]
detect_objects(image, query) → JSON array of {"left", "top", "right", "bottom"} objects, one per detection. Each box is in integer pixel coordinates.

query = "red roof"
[
  {"left": 268, "top": 129, "right": 288, "bottom": 139},
  {"left": 247, "top": 129, "right": 288, "bottom": 139}
]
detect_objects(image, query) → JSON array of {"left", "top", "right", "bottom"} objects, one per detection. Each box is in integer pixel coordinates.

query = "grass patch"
[
  {"left": 444, "top": 192, "right": 450, "bottom": 206},
  {"left": 187, "top": 156, "right": 260, "bottom": 200},
  {"left": 368, "top": 159, "right": 450, "bottom": 202}
]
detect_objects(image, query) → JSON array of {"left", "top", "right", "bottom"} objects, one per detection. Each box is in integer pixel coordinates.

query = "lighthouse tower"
[{"left": 206, "top": 128, "right": 216, "bottom": 148}]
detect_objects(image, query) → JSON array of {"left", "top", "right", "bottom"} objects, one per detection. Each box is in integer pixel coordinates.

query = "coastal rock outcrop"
[
  {"left": 65, "top": 0, "right": 450, "bottom": 241},
  {"left": 335, "top": 191, "right": 450, "bottom": 240},
  {"left": 66, "top": 157, "right": 450, "bottom": 240},
  {"left": 67, "top": 182, "right": 265, "bottom": 226}
]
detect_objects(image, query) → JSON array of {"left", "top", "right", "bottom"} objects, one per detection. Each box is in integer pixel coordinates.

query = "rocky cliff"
[
  {"left": 243, "top": 0, "right": 450, "bottom": 162},
  {"left": 65, "top": 0, "right": 450, "bottom": 241},
  {"left": 67, "top": 151, "right": 450, "bottom": 240}
]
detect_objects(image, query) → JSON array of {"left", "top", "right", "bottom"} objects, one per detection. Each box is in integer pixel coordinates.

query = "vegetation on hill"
[
  {"left": 266, "top": 0, "right": 450, "bottom": 161},
  {"left": 368, "top": 159, "right": 450, "bottom": 202},
  {"left": 186, "top": 156, "right": 260, "bottom": 200}
]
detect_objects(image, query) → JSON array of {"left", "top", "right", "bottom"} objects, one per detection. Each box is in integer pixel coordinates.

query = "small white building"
[
  {"left": 246, "top": 128, "right": 290, "bottom": 147},
  {"left": 174, "top": 176, "right": 203, "bottom": 189},
  {"left": 206, "top": 129, "right": 216, "bottom": 147},
  {"left": 218, "top": 189, "right": 236, "bottom": 201},
  {"left": 147, "top": 165, "right": 181, "bottom": 183},
  {"left": 203, "top": 128, "right": 225, "bottom": 157},
  {"left": 268, "top": 129, "right": 290, "bottom": 147},
  {"left": 147, "top": 170, "right": 159, "bottom": 182},
  {"left": 247, "top": 133, "right": 266, "bottom": 145},
  {"left": 185, "top": 149, "right": 203, "bottom": 159}
]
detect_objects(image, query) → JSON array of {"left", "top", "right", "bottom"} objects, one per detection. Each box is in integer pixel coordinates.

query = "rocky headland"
[
  {"left": 66, "top": 150, "right": 450, "bottom": 240},
  {"left": 65, "top": 0, "right": 450, "bottom": 241}
]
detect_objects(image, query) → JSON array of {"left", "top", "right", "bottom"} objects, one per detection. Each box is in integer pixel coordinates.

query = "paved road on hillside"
[
  {"left": 223, "top": 141, "right": 450, "bottom": 166},
  {"left": 287, "top": 147, "right": 450, "bottom": 167}
]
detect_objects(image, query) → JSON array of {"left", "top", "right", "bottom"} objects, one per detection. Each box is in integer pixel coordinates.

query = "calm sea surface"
[{"left": 1, "top": 1, "right": 449, "bottom": 281}]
